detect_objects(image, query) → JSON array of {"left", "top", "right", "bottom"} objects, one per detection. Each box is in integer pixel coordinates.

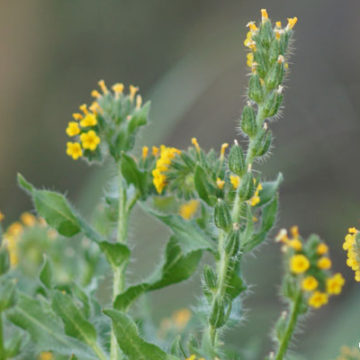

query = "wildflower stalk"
[
  {"left": 274, "top": 291, "right": 302, "bottom": 360},
  {"left": 110, "top": 168, "right": 129, "bottom": 360},
  {"left": 0, "top": 312, "right": 4, "bottom": 360}
]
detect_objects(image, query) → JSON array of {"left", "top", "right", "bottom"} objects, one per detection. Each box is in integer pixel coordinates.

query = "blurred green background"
[{"left": 1, "top": 0, "right": 359, "bottom": 358}]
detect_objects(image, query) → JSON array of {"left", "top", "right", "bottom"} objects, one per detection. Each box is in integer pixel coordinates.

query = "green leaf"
[
  {"left": 40, "top": 256, "right": 53, "bottom": 289},
  {"left": 194, "top": 165, "right": 216, "bottom": 206},
  {"left": 104, "top": 309, "right": 178, "bottom": 360},
  {"left": 257, "top": 172, "right": 283, "bottom": 207},
  {"left": 51, "top": 290, "right": 97, "bottom": 346},
  {"left": 0, "top": 247, "right": 10, "bottom": 276},
  {"left": 99, "top": 242, "right": 130, "bottom": 268},
  {"left": 17, "top": 173, "right": 81, "bottom": 237},
  {"left": 121, "top": 153, "right": 147, "bottom": 197},
  {"left": 114, "top": 236, "right": 202, "bottom": 311},
  {"left": 0, "top": 280, "right": 16, "bottom": 311},
  {"left": 128, "top": 101, "right": 150, "bottom": 133},
  {"left": 7, "top": 294, "right": 97, "bottom": 359},
  {"left": 145, "top": 206, "right": 214, "bottom": 254}
]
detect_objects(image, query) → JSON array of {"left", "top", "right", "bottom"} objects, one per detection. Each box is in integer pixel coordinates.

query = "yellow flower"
[
  {"left": 343, "top": 227, "right": 360, "bottom": 281},
  {"left": 172, "top": 308, "right": 191, "bottom": 329},
  {"left": 152, "top": 146, "right": 159, "bottom": 157},
  {"left": 98, "top": 79, "right": 108, "bottom": 94},
  {"left": 72, "top": 113, "right": 83, "bottom": 121},
  {"left": 317, "top": 257, "right": 332, "bottom": 270},
  {"left": 261, "top": 9, "right": 269, "bottom": 22},
  {"left": 230, "top": 175, "right": 240, "bottom": 189},
  {"left": 0, "top": 211, "right": 4, "bottom": 222},
  {"left": 179, "top": 200, "right": 199, "bottom": 220},
  {"left": 216, "top": 178, "right": 225, "bottom": 190},
  {"left": 287, "top": 17, "right": 298, "bottom": 30},
  {"left": 246, "top": 21, "right": 258, "bottom": 32},
  {"left": 246, "top": 53, "right": 254, "bottom": 68},
  {"left": 326, "top": 273, "right": 345, "bottom": 295},
  {"left": 220, "top": 143, "right": 228, "bottom": 159},
  {"left": 152, "top": 145, "right": 181, "bottom": 193},
  {"left": 142, "top": 146, "right": 149, "bottom": 160},
  {"left": 191, "top": 137, "right": 200, "bottom": 152},
  {"left": 112, "top": 83, "right": 124, "bottom": 94},
  {"left": 38, "top": 352, "right": 53, "bottom": 360},
  {"left": 275, "top": 21, "right": 282, "bottom": 28},
  {"left": 249, "top": 182, "right": 262, "bottom": 206},
  {"left": 6, "top": 222, "right": 23, "bottom": 236},
  {"left": 80, "top": 130, "right": 101, "bottom": 151},
  {"left": 308, "top": 291, "right": 328, "bottom": 309},
  {"left": 129, "top": 85, "right": 139, "bottom": 101},
  {"left": 317, "top": 243, "right": 328, "bottom": 255},
  {"left": 66, "top": 122, "right": 81, "bottom": 137},
  {"left": 136, "top": 94, "right": 142, "bottom": 109},
  {"left": 301, "top": 276, "right": 318, "bottom": 291},
  {"left": 91, "top": 89, "right": 101, "bottom": 98},
  {"left": 290, "top": 254, "right": 310, "bottom": 274},
  {"left": 66, "top": 142, "right": 83, "bottom": 160},
  {"left": 80, "top": 113, "right": 97, "bottom": 127},
  {"left": 288, "top": 239, "right": 302, "bottom": 251},
  {"left": 20, "top": 212, "right": 36, "bottom": 227}
]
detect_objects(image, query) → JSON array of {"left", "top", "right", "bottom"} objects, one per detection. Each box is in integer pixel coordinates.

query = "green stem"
[
  {"left": 110, "top": 169, "right": 129, "bottom": 360},
  {"left": 274, "top": 292, "right": 302, "bottom": 360},
  {"left": 0, "top": 312, "right": 4, "bottom": 360}
]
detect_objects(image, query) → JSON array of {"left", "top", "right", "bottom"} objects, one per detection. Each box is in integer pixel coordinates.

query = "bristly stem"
[
  {"left": 0, "top": 312, "right": 5, "bottom": 360},
  {"left": 110, "top": 167, "right": 129, "bottom": 360},
  {"left": 274, "top": 292, "right": 302, "bottom": 360}
]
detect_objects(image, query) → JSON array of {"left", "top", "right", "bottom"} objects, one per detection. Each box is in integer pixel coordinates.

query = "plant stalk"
[
  {"left": 0, "top": 312, "right": 4, "bottom": 360},
  {"left": 274, "top": 292, "right": 302, "bottom": 360},
  {"left": 110, "top": 169, "right": 129, "bottom": 360}
]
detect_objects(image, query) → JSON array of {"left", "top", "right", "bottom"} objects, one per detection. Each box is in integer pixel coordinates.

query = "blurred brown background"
[{"left": 1, "top": 0, "right": 360, "bottom": 358}]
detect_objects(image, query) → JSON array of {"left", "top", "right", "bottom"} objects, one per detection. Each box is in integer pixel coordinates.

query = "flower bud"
[
  {"left": 209, "top": 297, "right": 226, "bottom": 328},
  {"left": 225, "top": 230, "right": 240, "bottom": 256},
  {"left": 265, "top": 60, "right": 284, "bottom": 90},
  {"left": 259, "top": 19, "right": 274, "bottom": 47},
  {"left": 240, "top": 105, "right": 257, "bottom": 138},
  {"left": 248, "top": 74, "right": 264, "bottom": 103},
  {"left": 214, "top": 199, "right": 232, "bottom": 232},
  {"left": 203, "top": 265, "right": 217, "bottom": 291},
  {"left": 239, "top": 172, "right": 255, "bottom": 201},
  {"left": 228, "top": 142, "right": 246, "bottom": 176},
  {"left": 263, "top": 89, "right": 283, "bottom": 118},
  {"left": 253, "top": 129, "right": 272, "bottom": 157}
]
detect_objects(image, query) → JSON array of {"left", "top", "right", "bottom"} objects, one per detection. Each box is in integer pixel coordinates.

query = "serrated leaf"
[
  {"left": 145, "top": 206, "right": 214, "bottom": 254},
  {"left": 114, "top": 236, "right": 202, "bottom": 311},
  {"left": 17, "top": 174, "right": 81, "bottom": 237},
  {"left": 99, "top": 242, "right": 130, "bottom": 268},
  {"left": 257, "top": 172, "right": 283, "bottom": 207},
  {"left": 194, "top": 165, "right": 216, "bottom": 206},
  {"left": 7, "top": 294, "right": 97, "bottom": 359},
  {"left": 104, "top": 309, "right": 178, "bottom": 360},
  {"left": 40, "top": 257, "right": 52, "bottom": 289}
]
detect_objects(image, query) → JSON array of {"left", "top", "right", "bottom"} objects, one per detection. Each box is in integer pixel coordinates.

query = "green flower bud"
[
  {"left": 0, "top": 247, "right": 10, "bottom": 276},
  {"left": 214, "top": 199, "right": 232, "bottom": 232},
  {"left": 240, "top": 105, "right": 257, "bottom": 138},
  {"left": 203, "top": 265, "right": 217, "bottom": 291},
  {"left": 253, "top": 129, "right": 272, "bottom": 157},
  {"left": 239, "top": 172, "right": 255, "bottom": 201},
  {"left": 228, "top": 142, "right": 246, "bottom": 176},
  {"left": 275, "top": 311, "right": 288, "bottom": 340},
  {"left": 248, "top": 74, "right": 264, "bottom": 103},
  {"left": 265, "top": 58, "right": 284, "bottom": 90},
  {"left": 224, "top": 230, "right": 240, "bottom": 256},
  {"left": 269, "top": 39, "right": 280, "bottom": 64},
  {"left": 263, "top": 88, "right": 283, "bottom": 118},
  {"left": 259, "top": 19, "right": 274, "bottom": 48},
  {"left": 209, "top": 297, "right": 226, "bottom": 328}
]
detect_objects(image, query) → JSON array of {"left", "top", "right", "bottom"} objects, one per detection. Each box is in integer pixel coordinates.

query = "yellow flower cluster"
[
  {"left": 229, "top": 176, "right": 262, "bottom": 207},
  {"left": 244, "top": 9, "right": 297, "bottom": 71},
  {"left": 179, "top": 200, "right": 199, "bottom": 220},
  {"left": 152, "top": 145, "right": 181, "bottom": 194},
  {"left": 38, "top": 352, "right": 53, "bottom": 360},
  {"left": 343, "top": 227, "right": 360, "bottom": 281},
  {"left": 276, "top": 227, "right": 345, "bottom": 309},
  {"left": 336, "top": 346, "right": 360, "bottom": 360},
  {"left": 2, "top": 212, "right": 38, "bottom": 266}
]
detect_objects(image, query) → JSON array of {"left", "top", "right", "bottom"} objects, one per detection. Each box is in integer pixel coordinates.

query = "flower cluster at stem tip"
[
  {"left": 343, "top": 227, "right": 360, "bottom": 281},
  {"left": 276, "top": 226, "right": 345, "bottom": 309}
]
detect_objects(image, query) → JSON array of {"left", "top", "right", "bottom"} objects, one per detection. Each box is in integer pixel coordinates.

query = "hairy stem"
[
  {"left": 274, "top": 292, "right": 302, "bottom": 360},
  {"left": 0, "top": 312, "right": 4, "bottom": 360},
  {"left": 110, "top": 169, "right": 128, "bottom": 360}
]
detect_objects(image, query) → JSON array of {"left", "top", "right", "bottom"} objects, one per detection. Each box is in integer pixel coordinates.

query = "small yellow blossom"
[
  {"left": 38, "top": 352, "right": 53, "bottom": 360},
  {"left": 152, "top": 145, "right": 181, "bottom": 193},
  {"left": 290, "top": 254, "right": 310, "bottom": 274},
  {"left": 89, "top": 101, "right": 101, "bottom": 114},
  {"left": 191, "top": 137, "right": 200, "bottom": 152},
  {"left": 72, "top": 113, "right": 83, "bottom": 121},
  {"left": 80, "top": 113, "right": 97, "bottom": 127},
  {"left": 317, "top": 257, "right": 332, "bottom": 270},
  {"left": 246, "top": 21, "right": 258, "bottom": 32},
  {"left": 288, "top": 239, "right": 302, "bottom": 251},
  {"left": 6, "top": 222, "right": 23, "bottom": 236},
  {"left": 301, "top": 276, "right": 318, "bottom": 292},
  {"left": 142, "top": 146, "right": 149, "bottom": 160},
  {"left": 216, "top": 178, "right": 225, "bottom": 190},
  {"left": 275, "top": 229, "right": 288, "bottom": 243},
  {"left": 136, "top": 94, "right": 142, "bottom": 109},
  {"left": 326, "top": 273, "right": 345, "bottom": 295},
  {"left": 247, "top": 52, "right": 254, "bottom": 68},
  {"left": 129, "top": 85, "right": 139, "bottom": 101},
  {"left": 79, "top": 104, "right": 88, "bottom": 115},
  {"left": 66, "top": 142, "right": 83, "bottom": 160},
  {"left": 98, "top": 79, "right": 108, "bottom": 94},
  {"left": 112, "top": 82, "right": 124, "bottom": 94},
  {"left": 66, "top": 122, "right": 81, "bottom": 137},
  {"left": 308, "top": 291, "right": 328, "bottom": 309},
  {"left": 249, "top": 182, "right": 262, "bottom": 206},
  {"left": 275, "top": 21, "right": 282, "bottom": 28},
  {"left": 179, "top": 200, "right": 199, "bottom": 220},
  {"left": 0, "top": 211, "right": 4, "bottom": 222},
  {"left": 261, "top": 9, "right": 269, "bottom": 22},
  {"left": 20, "top": 212, "right": 36, "bottom": 227},
  {"left": 230, "top": 175, "right": 240, "bottom": 189},
  {"left": 244, "top": 31, "right": 256, "bottom": 50},
  {"left": 172, "top": 308, "right": 191, "bottom": 329},
  {"left": 220, "top": 143, "right": 229, "bottom": 159},
  {"left": 80, "top": 130, "right": 101, "bottom": 151},
  {"left": 91, "top": 90, "right": 101, "bottom": 98},
  {"left": 290, "top": 225, "right": 299, "bottom": 238},
  {"left": 317, "top": 243, "right": 328, "bottom": 255},
  {"left": 152, "top": 146, "right": 159, "bottom": 157},
  {"left": 287, "top": 17, "right": 298, "bottom": 30}
]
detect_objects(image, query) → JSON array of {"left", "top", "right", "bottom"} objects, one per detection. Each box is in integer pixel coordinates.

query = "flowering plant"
[{"left": 0, "top": 9, "right": 349, "bottom": 360}]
